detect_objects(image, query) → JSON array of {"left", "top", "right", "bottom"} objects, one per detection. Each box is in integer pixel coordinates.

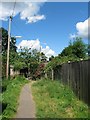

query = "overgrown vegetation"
[
  {"left": 1, "top": 27, "right": 17, "bottom": 78},
  {"left": 1, "top": 27, "right": 46, "bottom": 79},
  {"left": 1, "top": 76, "right": 28, "bottom": 119},
  {"left": 1, "top": 27, "right": 89, "bottom": 79},
  {"left": 60, "top": 37, "right": 87, "bottom": 58},
  {"left": 45, "top": 37, "right": 90, "bottom": 72},
  {"left": 31, "top": 79, "right": 88, "bottom": 118}
]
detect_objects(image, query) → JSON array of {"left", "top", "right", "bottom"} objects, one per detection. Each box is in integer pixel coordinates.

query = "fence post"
[
  {"left": 45, "top": 72, "right": 47, "bottom": 79},
  {"left": 52, "top": 69, "right": 54, "bottom": 81}
]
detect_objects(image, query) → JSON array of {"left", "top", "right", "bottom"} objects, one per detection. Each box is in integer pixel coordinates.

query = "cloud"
[
  {"left": 69, "top": 18, "right": 90, "bottom": 40},
  {"left": 42, "top": 46, "right": 55, "bottom": 58},
  {"left": 17, "top": 39, "right": 40, "bottom": 50},
  {"left": 17, "top": 39, "right": 55, "bottom": 58},
  {"left": 0, "top": 2, "right": 45, "bottom": 23},
  {"left": 76, "top": 18, "right": 90, "bottom": 39},
  {"left": 27, "top": 15, "right": 45, "bottom": 23}
]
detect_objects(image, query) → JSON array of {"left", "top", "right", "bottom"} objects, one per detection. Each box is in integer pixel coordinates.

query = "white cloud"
[
  {"left": 17, "top": 39, "right": 55, "bottom": 58},
  {"left": 69, "top": 18, "right": 90, "bottom": 40},
  {"left": 41, "top": 46, "right": 55, "bottom": 58},
  {"left": 17, "top": 39, "right": 40, "bottom": 50},
  {"left": 0, "top": 2, "right": 45, "bottom": 23},
  {"left": 77, "top": 18, "right": 90, "bottom": 39},
  {"left": 76, "top": 18, "right": 89, "bottom": 39},
  {"left": 27, "top": 15, "right": 45, "bottom": 23}
]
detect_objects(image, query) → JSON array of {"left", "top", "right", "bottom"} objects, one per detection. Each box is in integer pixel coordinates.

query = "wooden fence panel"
[
  {"left": 48, "top": 59, "right": 90, "bottom": 106},
  {"left": 80, "top": 62, "right": 82, "bottom": 100}
]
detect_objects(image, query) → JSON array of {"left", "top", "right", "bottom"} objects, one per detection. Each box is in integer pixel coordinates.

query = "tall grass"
[
  {"left": 1, "top": 76, "right": 28, "bottom": 119},
  {"left": 31, "top": 79, "right": 88, "bottom": 118}
]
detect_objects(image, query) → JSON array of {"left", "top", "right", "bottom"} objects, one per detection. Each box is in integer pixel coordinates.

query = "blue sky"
[{"left": 1, "top": 2, "right": 88, "bottom": 57}]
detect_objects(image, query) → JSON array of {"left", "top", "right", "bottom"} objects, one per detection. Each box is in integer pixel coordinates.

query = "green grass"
[
  {"left": 1, "top": 76, "right": 28, "bottom": 119},
  {"left": 31, "top": 78, "right": 89, "bottom": 118}
]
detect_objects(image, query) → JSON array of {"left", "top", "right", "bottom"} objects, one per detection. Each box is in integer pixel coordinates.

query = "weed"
[
  {"left": 31, "top": 79, "right": 88, "bottom": 118},
  {"left": 2, "top": 76, "right": 28, "bottom": 119}
]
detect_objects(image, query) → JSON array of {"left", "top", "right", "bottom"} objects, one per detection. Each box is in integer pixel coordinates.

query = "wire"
[
  {"left": 11, "top": 0, "right": 16, "bottom": 18},
  {"left": 10, "top": 1, "right": 32, "bottom": 40}
]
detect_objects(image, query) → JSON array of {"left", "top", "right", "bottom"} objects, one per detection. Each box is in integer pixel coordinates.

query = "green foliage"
[
  {"left": 29, "top": 60, "right": 39, "bottom": 77},
  {"left": 14, "top": 61, "right": 26, "bottom": 71},
  {"left": 40, "top": 52, "right": 47, "bottom": 62},
  {"left": 45, "top": 37, "right": 88, "bottom": 72},
  {"left": 45, "top": 56, "right": 80, "bottom": 72},
  {"left": 2, "top": 76, "right": 28, "bottom": 119},
  {"left": 13, "top": 47, "right": 46, "bottom": 79},
  {"left": 9, "top": 52, "right": 18, "bottom": 65},
  {"left": 60, "top": 44, "right": 73, "bottom": 57},
  {"left": 72, "top": 37, "right": 87, "bottom": 58},
  {"left": 1, "top": 27, "right": 46, "bottom": 78},
  {"left": 45, "top": 57, "right": 61, "bottom": 71},
  {"left": 15, "top": 48, "right": 39, "bottom": 77},
  {"left": 0, "top": 28, "right": 16, "bottom": 53},
  {"left": 49, "top": 55, "right": 54, "bottom": 61},
  {"left": 1, "top": 27, "right": 17, "bottom": 57},
  {"left": 60, "top": 37, "right": 87, "bottom": 58},
  {"left": 34, "top": 63, "right": 45, "bottom": 79},
  {"left": 1, "top": 27, "right": 17, "bottom": 77},
  {"left": 31, "top": 79, "right": 88, "bottom": 118}
]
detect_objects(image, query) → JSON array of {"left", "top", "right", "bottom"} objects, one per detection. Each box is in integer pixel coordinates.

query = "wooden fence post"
[
  {"left": 52, "top": 69, "right": 54, "bottom": 81},
  {"left": 45, "top": 72, "right": 47, "bottom": 78}
]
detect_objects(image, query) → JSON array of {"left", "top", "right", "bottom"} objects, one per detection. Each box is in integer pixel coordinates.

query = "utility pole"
[{"left": 6, "top": 16, "right": 12, "bottom": 79}]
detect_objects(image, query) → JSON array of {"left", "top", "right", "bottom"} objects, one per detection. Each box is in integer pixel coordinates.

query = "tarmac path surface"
[{"left": 16, "top": 83, "right": 36, "bottom": 118}]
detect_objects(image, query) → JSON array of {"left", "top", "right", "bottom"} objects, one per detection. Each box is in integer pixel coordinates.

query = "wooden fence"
[{"left": 47, "top": 59, "right": 90, "bottom": 106}]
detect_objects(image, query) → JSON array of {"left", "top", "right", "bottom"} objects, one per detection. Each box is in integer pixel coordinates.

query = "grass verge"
[
  {"left": 1, "top": 76, "right": 28, "bottom": 119},
  {"left": 31, "top": 78, "right": 88, "bottom": 118}
]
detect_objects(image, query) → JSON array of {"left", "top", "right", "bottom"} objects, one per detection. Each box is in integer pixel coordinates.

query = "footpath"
[{"left": 15, "top": 83, "right": 36, "bottom": 118}]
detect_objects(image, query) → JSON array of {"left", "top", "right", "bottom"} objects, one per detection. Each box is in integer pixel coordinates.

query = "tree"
[
  {"left": 14, "top": 47, "right": 39, "bottom": 78},
  {"left": 13, "top": 47, "right": 47, "bottom": 79},
  {"left": 60, "top": 45, "right": 73, "bottom": 57},
  {"left": 1, "top": 27, "right": 17, "bottom": 77},
  {"left": 45, "top": 37, "right": 88, "bottom": 73},
  {"left": 72, "top": 37, "right": 87, "bottom": 58},
  {"left": 31, "top": 50, "right": 47, "bottom": 62},
  {"left": 49, "top": 55, "right": 54, "bottom": 61},
  {"left": 1, "top": 27, "right": 17, "bottom": 55},
  {"left": 40, "top": 52, "right": 47, "bottom": 62},
  {"left": 14, "top": 47, "right": 32, "bottom": 77},
  {"left": 34, "top": 63, "right": 45, "bottom": 79},
  {"left": 60, "top": 37, "right": 87, "bottom": 59},
  {"left": 13, "top": 52, "right": 26, "bottom": 71}
]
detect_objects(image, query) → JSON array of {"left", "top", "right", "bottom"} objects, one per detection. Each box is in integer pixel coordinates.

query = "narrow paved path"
[{"left": 16, "top": 83, "right": 36, "bottom": 118}]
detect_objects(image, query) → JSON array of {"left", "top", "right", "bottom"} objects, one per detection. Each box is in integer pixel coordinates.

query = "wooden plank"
[{"left": 48, "top": 59, "right": 90, "bottom": 106}]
